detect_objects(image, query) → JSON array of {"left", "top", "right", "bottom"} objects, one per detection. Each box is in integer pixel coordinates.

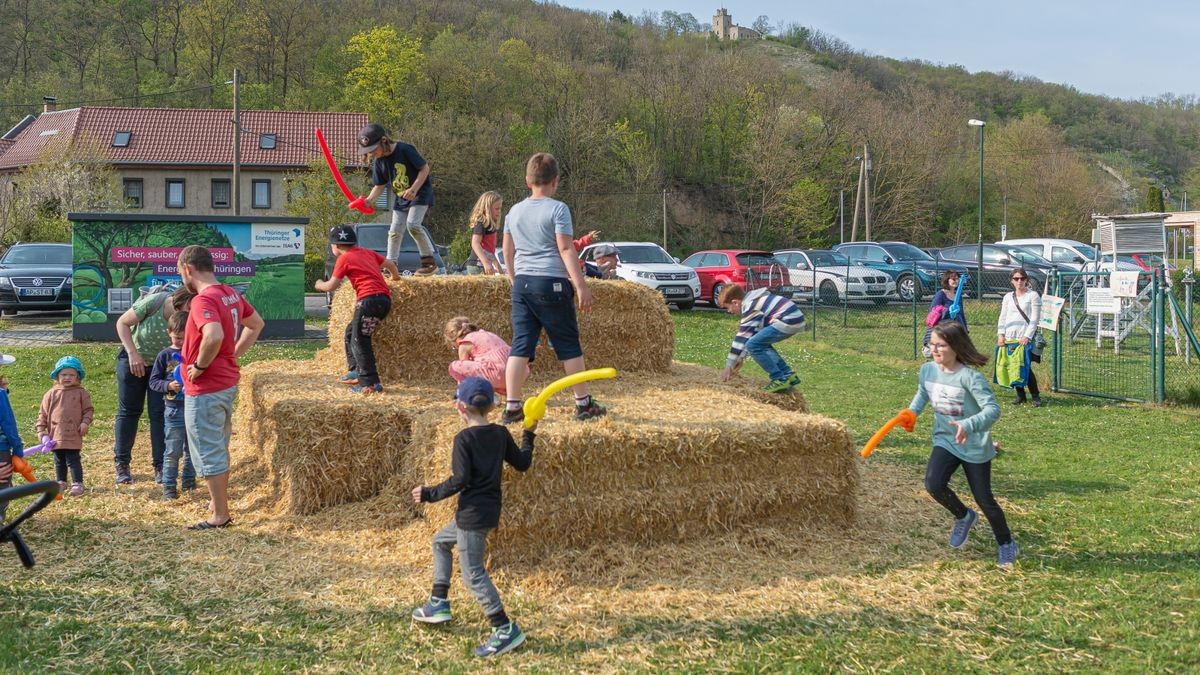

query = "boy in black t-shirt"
[
  {"left": 410, "top": 376, "right": 536, "bottom": 658},
  {"left": 355, "top": 122, "right": 440, "bottom": 275}
]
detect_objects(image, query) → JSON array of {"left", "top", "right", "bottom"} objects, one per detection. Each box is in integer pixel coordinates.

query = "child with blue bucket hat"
[{"left": 36, "top": 356, "right": 94, "bottom": 497}]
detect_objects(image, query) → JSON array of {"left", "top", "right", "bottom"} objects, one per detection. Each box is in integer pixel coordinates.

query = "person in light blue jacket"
[
  {"left": 911, "top": 321, "right": 1018, "bottom": 567},
  {"left": 0, "top": 353, "right": 26, "bottom": 523}
]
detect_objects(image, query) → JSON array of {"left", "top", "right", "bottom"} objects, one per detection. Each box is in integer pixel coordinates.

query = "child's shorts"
[{"left": 510, "top": 275, "right": 582, "bottom": 361}]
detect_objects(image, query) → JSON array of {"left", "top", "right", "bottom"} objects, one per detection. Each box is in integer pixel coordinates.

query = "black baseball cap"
[
  {"left": 358, "top": 123, "right": 386, "bottom": 154},
  {"left": 329, "top": 225, "right": 357, "bottom": 245}
]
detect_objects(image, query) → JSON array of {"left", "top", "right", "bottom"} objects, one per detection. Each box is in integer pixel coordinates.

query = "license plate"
[
  {"left": 19, "top": 288, "right": 54, "bottom": 297},
  {"left": 779, "top": 286, "right": 799, "bottom": 294},
  {"left": 868, "top": 284, "right": 884, "bottom": 292},
  {"left": 663, "top": 287, "right": 687, "bottom": 296}
]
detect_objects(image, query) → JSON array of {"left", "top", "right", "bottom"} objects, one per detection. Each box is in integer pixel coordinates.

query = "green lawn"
[{"left": 0, "top": 318, "right": 1197, "bottom": 672}]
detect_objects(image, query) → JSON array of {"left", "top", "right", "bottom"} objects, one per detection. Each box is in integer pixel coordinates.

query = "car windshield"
[
  {"left": 736, "top": 252, "right": 781, "bottom": 266},
  {"left": 1072, "top": 245, "right": 1099, "bottom": 261},
  {"left": 1, "top": 245, "right": 71, "bottom": 265},
  {"left": 1005, "top": 248, "right": 1051, "bottom": 265},
  {"left": 356, "top": 226, "right": 389, "bottom": 252},
  {"left": 615, "top": 245, "right": 674, "bottom": 264},
  {"left": 882, "top": 243, "right": 934, "bottom": 262},
  {"left": 808, "top": 251, "right": 850, "bottom": 266}
]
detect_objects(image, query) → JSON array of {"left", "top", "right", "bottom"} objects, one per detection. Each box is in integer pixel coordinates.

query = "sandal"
[{"left": 189, "top": 518, "right": 234, "bottom": 530}]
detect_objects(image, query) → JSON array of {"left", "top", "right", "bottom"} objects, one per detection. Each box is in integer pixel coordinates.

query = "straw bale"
[{"left": 313, "top": 275, "right": 674, "bottom": 381}]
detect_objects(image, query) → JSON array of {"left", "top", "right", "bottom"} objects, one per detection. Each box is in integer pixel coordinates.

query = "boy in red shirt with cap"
[{"left": 315, "top": 225, "right": 402, "bottom": 394}]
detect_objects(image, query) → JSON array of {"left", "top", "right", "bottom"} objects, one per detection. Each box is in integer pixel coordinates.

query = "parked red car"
[{"left": 679, "top": 249, "right": 795, "bottom": 304}]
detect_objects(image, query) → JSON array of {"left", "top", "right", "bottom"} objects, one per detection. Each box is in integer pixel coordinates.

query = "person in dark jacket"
[{"left": 409, "top": 376, "right": 536, "bottom": 658}]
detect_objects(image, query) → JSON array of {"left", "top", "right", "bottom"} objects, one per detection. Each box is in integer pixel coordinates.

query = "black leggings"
[
  {"left": 54, "top": 449, "right": 83, "bottom": 484},
  {"left": 924, "top": 446, "right": 1012, "bottom": 545},
  {"left": 1016, "top": 369, "right": 1040, "bottom": 400}
]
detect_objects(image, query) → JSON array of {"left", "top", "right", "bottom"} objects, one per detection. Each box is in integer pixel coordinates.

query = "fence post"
[
  {"left": 810, "top": 263, "right": 817, "bottom": 342},
  {"left": 1051, "top": 267, "right": 1060, "bottom": 392},
  {"left": 1158, "top": 268, "right": 1166, "bottom": 403},
  {"left": 1150, "top": 269, "right": 1159, "bottom": 402},
  {"left": 1184, "top": 269, "right": 1194, "bottom": 365},
  {"left": 911, "top": 261, "right": 918, "bottom": 360}
]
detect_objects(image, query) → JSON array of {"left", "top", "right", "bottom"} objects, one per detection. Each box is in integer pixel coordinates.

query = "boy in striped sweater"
[{"left": 719, "top": 285, "right": 806, "bottom": 393}]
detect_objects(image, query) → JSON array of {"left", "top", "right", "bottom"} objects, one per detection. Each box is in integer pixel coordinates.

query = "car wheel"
[
  {"left": 711, "top": 282, "right": 726, "bottom": 306},
  {"left": 818, "top": 280, "right": 839, "bottom": 305},
  {"left": 674, "top": 300, "right": 694, "bottom": 311},
  {"left": 897, "top": 274, "right": 922, "bottom": 302}
]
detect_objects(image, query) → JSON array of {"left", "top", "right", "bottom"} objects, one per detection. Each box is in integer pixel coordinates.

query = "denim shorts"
[
  {"left": 510, "top": 275, "right": 582, "bottom": 360},
  {"left": 184, "top": 385, "right": 237, "bottom": 477}
]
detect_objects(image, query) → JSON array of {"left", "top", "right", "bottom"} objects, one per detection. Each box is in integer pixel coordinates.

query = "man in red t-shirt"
[
  {"left": 177, "top": 245, "right": 264, "bottom": 530},
  {"left": 315, "top": 225, "right": 400, "bottom": 394}
]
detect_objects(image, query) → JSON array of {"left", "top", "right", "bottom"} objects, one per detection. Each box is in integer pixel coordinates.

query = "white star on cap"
[{"left": 337, "top": 230, "right": 350, "bottom": 240}]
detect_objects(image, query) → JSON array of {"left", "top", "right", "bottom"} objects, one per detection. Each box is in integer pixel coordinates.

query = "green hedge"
[{"left": 305, "top": 253, "right": 325, "bottom": 292}]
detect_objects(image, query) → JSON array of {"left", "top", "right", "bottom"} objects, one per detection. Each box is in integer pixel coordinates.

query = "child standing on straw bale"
[
  {"left": 149, "top": 310, "right": 197, "bottom": 500},
  {"left": 0, "top": 353, "right": 24, "bottom": 521},
  {"left": 36, "top": 356, "right": 94, "bottom": 497},
  {"left": 410, "top": 376, "right": 536, "bottom": 658},
  {"left": 315, "top": 225, "right": 402, "bottom": 395},
  {"left": 500, "top": 152, "right": 606, "bottom": 424},
  {"left": 464, "top": 191, "right": 503, "bottom": 276},
  {"left": 911, "top": 321, "right": 1017, "bottom": 567},
  {"left": 718, "top": 284, "right": 805, "bottom": 393},
  {"left": 444, "top": 317, "right": 526, "bottom": 396}
]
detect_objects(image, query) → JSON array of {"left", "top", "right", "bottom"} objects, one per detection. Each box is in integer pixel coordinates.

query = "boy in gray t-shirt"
[{"left": 500, "top": 153, "right": 606, "bottom": 425}]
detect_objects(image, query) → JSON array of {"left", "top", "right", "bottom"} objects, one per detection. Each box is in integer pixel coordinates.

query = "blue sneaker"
[
  {"left": 998, "top": 541, "right": 1020, "bottom": 567},
  {"left": 338, "top": 371, "right": 359, "bottom": 385},
  {"left": 349, "top": 383, "right": 383, "bottom": 395},
  {"left": 411, "top": 597, "right": 452, "bottom": 624},
  {"left": 949, "top": 509, "right": 977, "bottom": 549},
  {"left": 474, "top": 621, "right": 526, "bottom": 657}
]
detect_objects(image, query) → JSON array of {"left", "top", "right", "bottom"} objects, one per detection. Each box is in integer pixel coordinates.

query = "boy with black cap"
[
  {"left": 315, "top": 225, "right": 402, "bottom": 394},
  {"left": 354, "top": 123, "right": 441, "bottom": 275},
  {"left": 410, "top": 376, "right": 536, "bottom": 658}
]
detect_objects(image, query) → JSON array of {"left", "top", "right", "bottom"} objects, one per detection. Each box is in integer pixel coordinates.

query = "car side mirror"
[
  {"left": 884, "top": 256, "right": 895, "bottom": 264},
  {"left": 673, "top": 256, "right": 680, "bottom": 263},
  {"left": 1074, "top": 256, "right": 1086, "bottom": 264},
  {"left": 1000, "top": 257, "right": 1010, "bottom": 265}
]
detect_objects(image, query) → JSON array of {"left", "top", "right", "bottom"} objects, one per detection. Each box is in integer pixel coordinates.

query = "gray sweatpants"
[
  {"left": 388, "top": 205, "right": 435, "bottom": 259},
  {"left": 431, "top": 521, "right": 504, "bottom": 618}
]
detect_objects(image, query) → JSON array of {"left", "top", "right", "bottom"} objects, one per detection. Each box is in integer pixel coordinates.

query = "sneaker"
[
  {"left": 68, "top": 482, "right": 84, "bottom": 497},
  {"left": 415, "top": 256, "right": 437, "bottom": 276},
  {"left": 764, "top": 379, "right": 791, "bottom": 394},
  {"left": 57, "top": 480, "right": 68, "bottom": 495},
  {"left": 163, "top": 489, "right": 179, "bottom": 500},
  {"left": 474, "top": 621, "right": 526, "bottom": 658},
  {"left": 181, "top": 481, "right": 197, "bottom": 491},
  {"left": 154, "top": 468, "right": 163, "bottom": 484},
  {"left": 500, "top": 408, "right": 525, "bottom": 425},
  {"left": 411, "top": 597, "right": 452, "bottom": 624},
  {"left": 115, "top": 463, "right": 132, "bottom": 485},
  {"left": 949, "top": 508, "right": 978, "bottom": 549},
  {"left": 349, "top": 383, "right": 383, "bottom": 395},
  {"left": 998, "top": 540, "right": 1020, "bottom": 567},
  {"left": 784, "top": 373, "right": 801, "bottom": 389},
  {"left": 1013, "top": 395, "right": 1027, "bottom": 405},
  {"left": 338, "top": 371, "right": 359, "bottom": 385},
  {"left": 1031, "top": 398, "right": 1043, "bottom": 408},
  {"left": 574, "top": 397, "right": 607, "bottom": 421}
]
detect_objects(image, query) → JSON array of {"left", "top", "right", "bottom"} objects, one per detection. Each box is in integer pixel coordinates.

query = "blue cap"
[
  {"left": 51, "top": 355, "right": 85, "bottom": 381},
  {"left": 455, "top": 376, "right": 494, "bottom": 408}
]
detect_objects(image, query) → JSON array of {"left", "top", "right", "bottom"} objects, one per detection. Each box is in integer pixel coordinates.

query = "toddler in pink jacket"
[
  {"left": 37, "top": 356, "right": 94, "bottom": 497},
  {"left": 444, "top": 317, "right": 526, "bottom": 396}
]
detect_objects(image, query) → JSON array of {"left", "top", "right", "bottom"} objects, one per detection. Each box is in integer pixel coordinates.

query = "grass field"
[{"left": 0, "top": 317, "right": 1197, "bottom": 672}]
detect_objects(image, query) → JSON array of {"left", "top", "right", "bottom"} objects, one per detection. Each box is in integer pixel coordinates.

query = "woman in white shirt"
[{"left": 996, "top": 269, "right": 1043, "bottom": 406}]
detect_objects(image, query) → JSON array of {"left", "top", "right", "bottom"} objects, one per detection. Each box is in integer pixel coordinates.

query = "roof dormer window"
[
  {"left": 259, "top": 133, "right": 277, "bottom": 149},
  {"left": 112, "top": 131, "right": 131, "bottom": 147}
]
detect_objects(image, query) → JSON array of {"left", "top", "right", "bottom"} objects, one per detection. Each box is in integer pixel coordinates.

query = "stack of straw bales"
[{"left": 230, "top": 275, "right": 858, "bottom": 556}]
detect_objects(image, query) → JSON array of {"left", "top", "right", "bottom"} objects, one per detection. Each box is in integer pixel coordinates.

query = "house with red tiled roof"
[{"left": 0, "top": 103, "right": 372, "bottom": 217}]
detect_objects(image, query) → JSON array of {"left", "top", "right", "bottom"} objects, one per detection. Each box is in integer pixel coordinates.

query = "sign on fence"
[
  {"left": 1086, "top": 287, "right": 1118, "bottom": 314},
  {"left": 1111, "top": 271, "right": 1140, "bottom": 298},
  {"left": 1039, "top": 294, "right": 1066, "bottom": 331}
]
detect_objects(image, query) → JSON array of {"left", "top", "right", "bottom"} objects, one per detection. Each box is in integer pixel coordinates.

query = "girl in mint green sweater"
[{"left": 911, "top": 321, "right": 1018, "bottom": 567}]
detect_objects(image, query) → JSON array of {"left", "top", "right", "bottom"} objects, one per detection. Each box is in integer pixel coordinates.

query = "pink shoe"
[
  {"left": 69, "top": 482, "right": 85, "bottom": 497},
  {"left": 57, "top": 480, "right": 68, "bottom": 495}
]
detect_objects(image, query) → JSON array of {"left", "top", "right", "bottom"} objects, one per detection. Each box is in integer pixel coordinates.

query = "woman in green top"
[
  {"left": 112, "top": 286, "right": 194, "bottom": 485},
  {"left": 911, "top": 321, "right": 1018, "bottom": 567}
]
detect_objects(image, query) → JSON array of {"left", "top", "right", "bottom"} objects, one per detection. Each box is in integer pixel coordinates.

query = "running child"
[
  {"left": 912, "top": 321, "right": 1018, "bottom": 566},
  {"left": 149, "top": 310, "right": 197, "bottom": 499},
  {"left": 718, "top": 284, "right": 805, "bottom": 393},
  {"left": 315, "top": 225, "right": 402, "bottom": 394},
  {"left": 410, "top": 376, "right": 536, "bottom": 658},
  {"left": 36, "top": 356, "right": 94, "bottom": 497},
  {"left": 444, "top": 316, "right": 525, "bottom": 395}
]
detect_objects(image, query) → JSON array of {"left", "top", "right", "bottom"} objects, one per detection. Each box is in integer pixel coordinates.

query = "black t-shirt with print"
[{"left": 370, "top": 142, "right": 434, "bottom": 210}]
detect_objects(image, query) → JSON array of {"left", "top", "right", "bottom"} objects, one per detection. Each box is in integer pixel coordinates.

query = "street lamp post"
[{"left": 968, "top": 119, "right": 986, "bottom": 299}]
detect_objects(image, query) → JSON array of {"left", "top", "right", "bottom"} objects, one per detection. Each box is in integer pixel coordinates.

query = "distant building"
[{"left": 712, "top": 7, "right": 763, "bottom": 41}]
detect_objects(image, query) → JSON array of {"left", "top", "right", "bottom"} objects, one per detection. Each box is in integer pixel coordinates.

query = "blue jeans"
[
  {"left": 185, "top": 386, "right": 236, "bottom": 478},
  {"left": 431, "top": 522, "right": 504, "bottom": 618},
  {"left": 745, "top": 325, "right": 794, "bottom": 382},
  {"left": 114, "top": 348, "right": 166, "bottom": 471},
  {"left": 510, "top": 275, "right": 581, "bottom": 360},
  {"left": 162, "top": 405, "right": 195, "bottom": 490}
]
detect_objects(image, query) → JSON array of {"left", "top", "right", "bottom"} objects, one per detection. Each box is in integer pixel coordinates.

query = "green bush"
[
  {"left": 448, "top": 228, "right": 473, "bottom": 268},
  {"left": 304, "top": 252, "right": 326, "bottom": 292}
]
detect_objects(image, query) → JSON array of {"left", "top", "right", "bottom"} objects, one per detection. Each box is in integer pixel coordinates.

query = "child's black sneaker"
[
  {"left": 500, "top": 408, "right": 525, "bottom": 425},
  {"left": 115, "top": 463, "right": 132, "bottom": 485},
  {"left": 162, "top": 489, "right": 179, "bottom": 500},
  {"left": 574, "top": 397, "right": 607, "bottom": 421}
]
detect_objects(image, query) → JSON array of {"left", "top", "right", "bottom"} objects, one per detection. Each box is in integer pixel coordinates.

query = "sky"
[{"left": 560, "top": 1, "right": 1198, "bottom": 101}]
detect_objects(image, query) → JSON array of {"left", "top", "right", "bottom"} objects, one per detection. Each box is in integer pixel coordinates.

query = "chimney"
[{"left": 42, "top": 96, "right": 57, "bottom": 113}]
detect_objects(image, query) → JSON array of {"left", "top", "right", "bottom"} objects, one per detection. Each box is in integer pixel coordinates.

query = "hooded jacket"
[{"left": 36, "top": 382, "right": 94, "bottom": 449}]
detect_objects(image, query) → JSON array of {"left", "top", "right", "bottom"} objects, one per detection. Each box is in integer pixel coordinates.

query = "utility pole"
[
  {"left": 662, "top": 188, "right": 668, "bottom": 250},
  {"left": 232, "top": 68, "right": 242, "bottom": 215},
  {"left": 850, "top": 155, "right": 864, "bottom": 242},
  {"left": 839, "top": 188, "right": 845, "bottom": 244},
  {"left": 863, "top": 144, "right": 873, "bottom": 241}
]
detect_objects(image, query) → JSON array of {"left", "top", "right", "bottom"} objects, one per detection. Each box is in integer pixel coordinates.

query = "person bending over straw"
[
  {"left": 410, "top": 376, "right": 535, "bottom": 658},
  {"left": 718, "top": 283, "right": 805, "bottom": 393}
]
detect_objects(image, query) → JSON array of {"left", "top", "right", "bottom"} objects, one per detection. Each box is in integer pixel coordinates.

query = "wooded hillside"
[{"left": 1, "top": 0, "right": 1195, "bottom": 253}]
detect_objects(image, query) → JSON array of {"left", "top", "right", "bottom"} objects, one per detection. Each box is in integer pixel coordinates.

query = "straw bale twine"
[{"left": 313, "top": 275, "right": 674, "bottom": 381}]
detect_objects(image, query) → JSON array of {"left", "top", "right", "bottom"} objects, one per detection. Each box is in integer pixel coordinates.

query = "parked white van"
[{"left": 999, "top": 238, "right": 1140, "bottom": 272}]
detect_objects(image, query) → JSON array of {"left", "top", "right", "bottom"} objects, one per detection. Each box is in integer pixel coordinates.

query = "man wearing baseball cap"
[{"left": 355, "top": 123, "right": 440, "bottom": 275}]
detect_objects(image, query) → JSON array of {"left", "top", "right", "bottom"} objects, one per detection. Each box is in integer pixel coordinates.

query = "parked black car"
[
  {"left": 0, "top": 243, "right": 73, "bottom": 315},
  {"left": 323, "top": 223, "right": 448, "bottom": 304},
  {"left": 931, "top": 244, "right": 1052, "bottom": 296}
]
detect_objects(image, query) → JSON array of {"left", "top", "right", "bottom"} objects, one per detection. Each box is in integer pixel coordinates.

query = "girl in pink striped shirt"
[{"left": 444, "top": 317, "right": 526, "bottom": 395}]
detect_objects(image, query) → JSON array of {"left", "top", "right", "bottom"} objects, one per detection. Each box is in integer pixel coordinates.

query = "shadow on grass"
[
  {"left": 1007, "top": 477, "right": 1129, "bottom": 499},
  {"left": 1035, "top": 550, "right": 1200, "bottom": 574}
]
